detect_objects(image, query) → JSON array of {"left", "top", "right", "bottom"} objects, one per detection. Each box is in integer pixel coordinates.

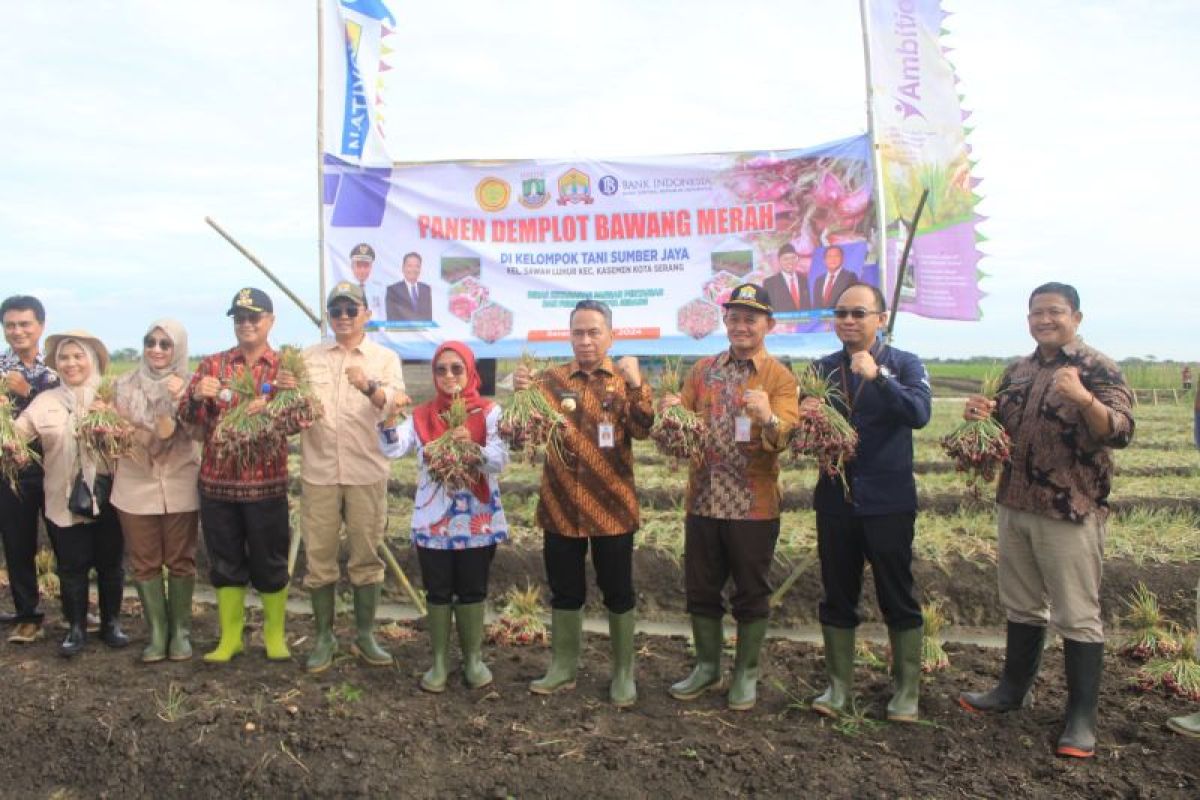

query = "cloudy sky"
[{"left": 1, "top": 1, "right": 1195, "bottom": 360}]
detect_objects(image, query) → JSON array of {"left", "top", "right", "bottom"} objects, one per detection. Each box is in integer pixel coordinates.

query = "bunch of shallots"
[
  {"left": 211, "top": 368, "right": 284, "bottom": 471},
  {"left": 267, "top": 346, "right": 323, "bottom": 432},
  {"left": 789, "top": 366, "right": 858, "bottom": 489},
  {"left": 76, "top": 377, "right": 135, "bottom": 467},
  {"left": 940, "top": 373, "right": 1012, "bottom": 487},
  {"left": 1130, "top": 634, "right": 1200, "bottom": 702},
  {"left": 498, "top": 352, "right": 564, "bottom": 463},
  {"left": 650, "top": 356, "right": 707, "bottom": 463},
  {"left": 0, "top": 377, "right": 40, "bottom": 490},
  {"left": 485, "top": 584, "right": 549, "bottom": 647},
  {"left": 423, "top": 394, "right": 483, "bottom": 494}
]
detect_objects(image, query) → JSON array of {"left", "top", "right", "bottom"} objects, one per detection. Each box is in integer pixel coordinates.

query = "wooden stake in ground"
[{"left": 379, "top": 541, "right": 427, "bottom": 617}]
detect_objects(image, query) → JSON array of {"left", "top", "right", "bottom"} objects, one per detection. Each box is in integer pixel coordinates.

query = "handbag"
[{"left": 68, "top": 470, "right": 112, "bottom": 519}]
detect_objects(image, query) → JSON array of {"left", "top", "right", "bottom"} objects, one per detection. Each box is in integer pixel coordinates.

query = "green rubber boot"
[
  {"left": 420, "top": 603, "right": 452, "bottom": 693},
  {"left": 305, "top": 584, "right": 338, "bottom": 673},
  {"left": 728, "top": 619, "right": 769, "bottom": 711},
  {"left": 166, "top": 575, "right": 194, "bottom": 661},
  {"left": 669, "top": 615, "right": 725, "bottom": 701},
  {"left": 608, "top": 610, "right": 637, "bottom": 708},
  {"left": 1167, "top": 711, "right": 1200, "bottom": 738},
  {"left": 529, "top": 608, "right": 583, "bottom": 695},
  {"left": 203, "top": 586, "right": 246, "bottom": 663},
  {"left": 455, "top": 602, "right": 492, "bottom": 689},
  {"left": 351, "top": 583, "right": 393, "bottom": 667},
  {"left": 259, "top": 588, "right": 291, "bottom": 661},
  {"left": 135, "top": 577, "right": 168, "bottom": 664},
  {"left": 887, "top": 625, "right": 923, "bottom": 722},
  {"left": 812, "top": 625, "right": 856, "bottom": 717}
]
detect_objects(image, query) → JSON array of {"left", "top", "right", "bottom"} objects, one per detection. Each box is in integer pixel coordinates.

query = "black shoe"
[
  {"left": 959, "top": 622, "right": 1046, "bottom": 713},
  {"left": 100, "top": 620, "right": 130, "bottom": 649},
  {"left": 1056, "top": 639, "right": 1103, "bottom": 758},
  {"left": 59, "top": 624, "right": 87, "bottom": 658}
]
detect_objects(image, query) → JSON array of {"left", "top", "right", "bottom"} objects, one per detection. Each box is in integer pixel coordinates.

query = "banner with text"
[
  {"left": 322, "top": 136, "right": 879, "bottom": 359},
  {"left": 866, "top": 0, "right": 984, "bottom": 320}
]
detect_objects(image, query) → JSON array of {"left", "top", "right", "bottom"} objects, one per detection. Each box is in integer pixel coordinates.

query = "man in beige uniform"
[{"left": 301, "top": 282, "right": 408, "bottom": 672}]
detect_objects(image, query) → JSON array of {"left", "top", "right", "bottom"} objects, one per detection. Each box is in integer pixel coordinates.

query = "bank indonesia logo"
[{"left": 598, "top": 175, "right": 619, "bottom": 196}]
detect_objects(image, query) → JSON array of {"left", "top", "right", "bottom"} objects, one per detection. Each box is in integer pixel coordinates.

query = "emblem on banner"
[
  {"left": 518, "top": 173, "right": 550, "bottom": 209},
  {"left": 556, "top": 168, "right": 594, "bottom": 205},
  {"left": 475, "top": 178, "right": 511, "bottom": 212},
  {"left": 598, "top": 175, "right": 618, "bottom": 196}
]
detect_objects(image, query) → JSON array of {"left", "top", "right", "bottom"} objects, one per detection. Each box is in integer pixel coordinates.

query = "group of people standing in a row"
[{"left": 1, "top": 277, "right": 1195, "bottom": 757}]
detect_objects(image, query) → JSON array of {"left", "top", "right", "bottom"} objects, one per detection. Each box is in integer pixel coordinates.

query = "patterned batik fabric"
[
  {"left": 994, "top": 338, "right": 1134, "bottom": 523},
  {"left": 0, "top": 349, "right": 59, "bottom": 416},
  {"left": 689, "top": 355, "right": 754, "bottom": 519}
]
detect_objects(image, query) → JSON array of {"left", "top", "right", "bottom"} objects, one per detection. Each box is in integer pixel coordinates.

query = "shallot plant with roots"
[
  {"left": 486, "top": 583, "right": 549, "bottom": 646},
  {"left": 211, "top": 368, "right": 284, "bottom": 471},
  {"left": 76, "top": 377, "right": 135, "bottom": 467},
  {"left": 789, "top": 365, "right": 858, "bottom": 492},
  {"left": 920, "top": 599, "right": 951, "bottom": 673},
  {"left": 1118, "top": 582, "right": 1181, "bottom": 662},
  {"left": 423, "top": 393, "right": 483, "bottom": 495},
  {"left": 267, "top": 346, "right": 323, "bottom": 432},
  {"left": 940, "top": 372, "right": 1012, "bottom": 491},
  {"left": 649, "top": 356, "right": 707, "bottom": 464},
  {"left": 1130, "top": 633, "right": 1200, "bottom": 703},
  {"left": 498, "top": 352, "right": 565, "bottom": 463},
  {"left": 0, "top": 377, "right": 41, "bottom": 490}
]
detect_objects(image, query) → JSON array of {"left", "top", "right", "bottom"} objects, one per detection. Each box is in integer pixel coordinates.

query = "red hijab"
[{"left": 412, "top": 341, "right": 494, "bottom": 502}]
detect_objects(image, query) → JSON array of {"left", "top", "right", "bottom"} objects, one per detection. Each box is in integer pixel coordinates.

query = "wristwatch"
[
  {"left": 874, "top": 366, "right": 893, "bottom": 386},
  {"left": 361, "top": 380, "right": 380, "bottom": 397}
]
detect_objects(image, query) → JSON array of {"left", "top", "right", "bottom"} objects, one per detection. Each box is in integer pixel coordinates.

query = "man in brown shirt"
[
  {"left": 514, "top": 300, "right": 655, "bottom": 706},
  {"left": 959, "top": 282, "right": 1135, "bottom": 759},
  {"left": 665, "top": 283, "right": 799, "bottom": 711}
]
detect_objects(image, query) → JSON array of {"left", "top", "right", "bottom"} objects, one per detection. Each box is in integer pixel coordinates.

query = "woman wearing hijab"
[
  {"left": 379, "top": 341, "right": 508, "bottom": 692},
  {"left": 10, "top": 330, "right": 128, "bottom": 657},
  {"left": 112, "top": 320, "right": 201, "bottom": 663}
]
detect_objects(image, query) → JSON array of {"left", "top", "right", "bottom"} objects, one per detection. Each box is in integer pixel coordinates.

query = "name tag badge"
[
  {"left": 734, "top": 415, "right": 752, "bottom": 442},
  {"left": 598, "top": 422, "right": 615, "bottom": 448}
]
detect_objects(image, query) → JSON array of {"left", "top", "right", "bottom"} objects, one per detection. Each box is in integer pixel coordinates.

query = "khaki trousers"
[
  {"left": 301, "top": 480, "right": 388, "bottom": 588},
  {"left": 118, "top": 510, "right": 198, "bottom": 582},
  {"left": 996, "top": 504, "right": 1105, "bottom": 643}
]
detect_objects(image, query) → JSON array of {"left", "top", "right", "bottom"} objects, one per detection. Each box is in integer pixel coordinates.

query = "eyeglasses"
[
  {"left": 833, "top": 307, "right": 883, "bottom": 320},
  {"left": 143, "top": 336, "right": 173, "bottom": 351},
  {"left": 434, "top": 364, "right": 466, "bottom": 377},
  {"left": 1027, "top": 307, "right": 1072, "bottom": 320},
  {"left": 328, "top": 305, "right": 361, "bottom": 319},
  {"left": 233, "top": 311, "right": 264, "bottom": 325}
]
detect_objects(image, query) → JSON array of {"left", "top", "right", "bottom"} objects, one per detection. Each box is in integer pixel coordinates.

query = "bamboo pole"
[
  {"left": 204, "top": 216, "right": 322, "bottom": 328},
  {"left": 769, "top": 551, "right": 818, "bottom": 609},
  {"left": 315, "top": 0, "right": 328, "bottom": 338},
  {"left": 379, "top": 541, "right": 426, "bottom": 616}
]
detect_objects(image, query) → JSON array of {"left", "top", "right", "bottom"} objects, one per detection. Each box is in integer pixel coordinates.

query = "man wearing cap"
[
  {"left": 385, "top": 252, "right": 433, "bottom": 322},
  {"left": 0, "top": 295, "right": 60, "bottom": 643},
  {"left": 665, "top": 283, "right": 799, "bottom": 711},
  {"left": 178, "top": 288, "right": 301, "bottom": 663},
  {"left": 807, "top": 282, "right": 931, "bottom": 723},
  {"left": 349, "top": 243, "right": 387, "bottom": 318},
  {"left": 300, "top": 282, "right": 408, "bottom": 672},
  {"left": 763, "top": 243, "right": 811, "bottom": 313}
]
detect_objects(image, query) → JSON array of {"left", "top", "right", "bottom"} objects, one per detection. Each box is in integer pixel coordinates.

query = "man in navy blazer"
[
  {"left": 385, "top": 252, "right": 433, "bottom": 322},
  {"left": 762, "top": 243, "right": 811, "bottom": 312},
  {"left": 813, "top": 246, "right": 858, "bottom": 308}
]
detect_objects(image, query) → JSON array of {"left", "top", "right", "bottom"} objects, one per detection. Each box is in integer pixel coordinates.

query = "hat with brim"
[
  {"left": 722, "top": 283, "right": 773, "bottom": 315},
  {"left": 327, "top": 281, "right": 367, "bottom": 307},
  {"left": 44, "top": 329, "right": 110, "bottom": 375},
  {"left": 226, "top": 287, "right": 273, "bottom": 316}
]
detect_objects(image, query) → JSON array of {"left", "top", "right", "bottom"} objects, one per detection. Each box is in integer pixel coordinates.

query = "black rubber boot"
[
  {"left": 98, "top": 572, "right": 129, "bottom": 648},
  {"left": 58, "top": 575, "right": 88, "bottom": 658},
  {"left": 959, "top": 621, "right": 1045, "bottom": 713},
  {"left": 1056, "top": 639, "right": 1103, "bottom": 758}
]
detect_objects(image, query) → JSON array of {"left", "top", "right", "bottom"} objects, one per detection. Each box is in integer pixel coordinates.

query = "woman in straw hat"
[{"left": 7, "top": 330, "right": 129, "bottom": 657}]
